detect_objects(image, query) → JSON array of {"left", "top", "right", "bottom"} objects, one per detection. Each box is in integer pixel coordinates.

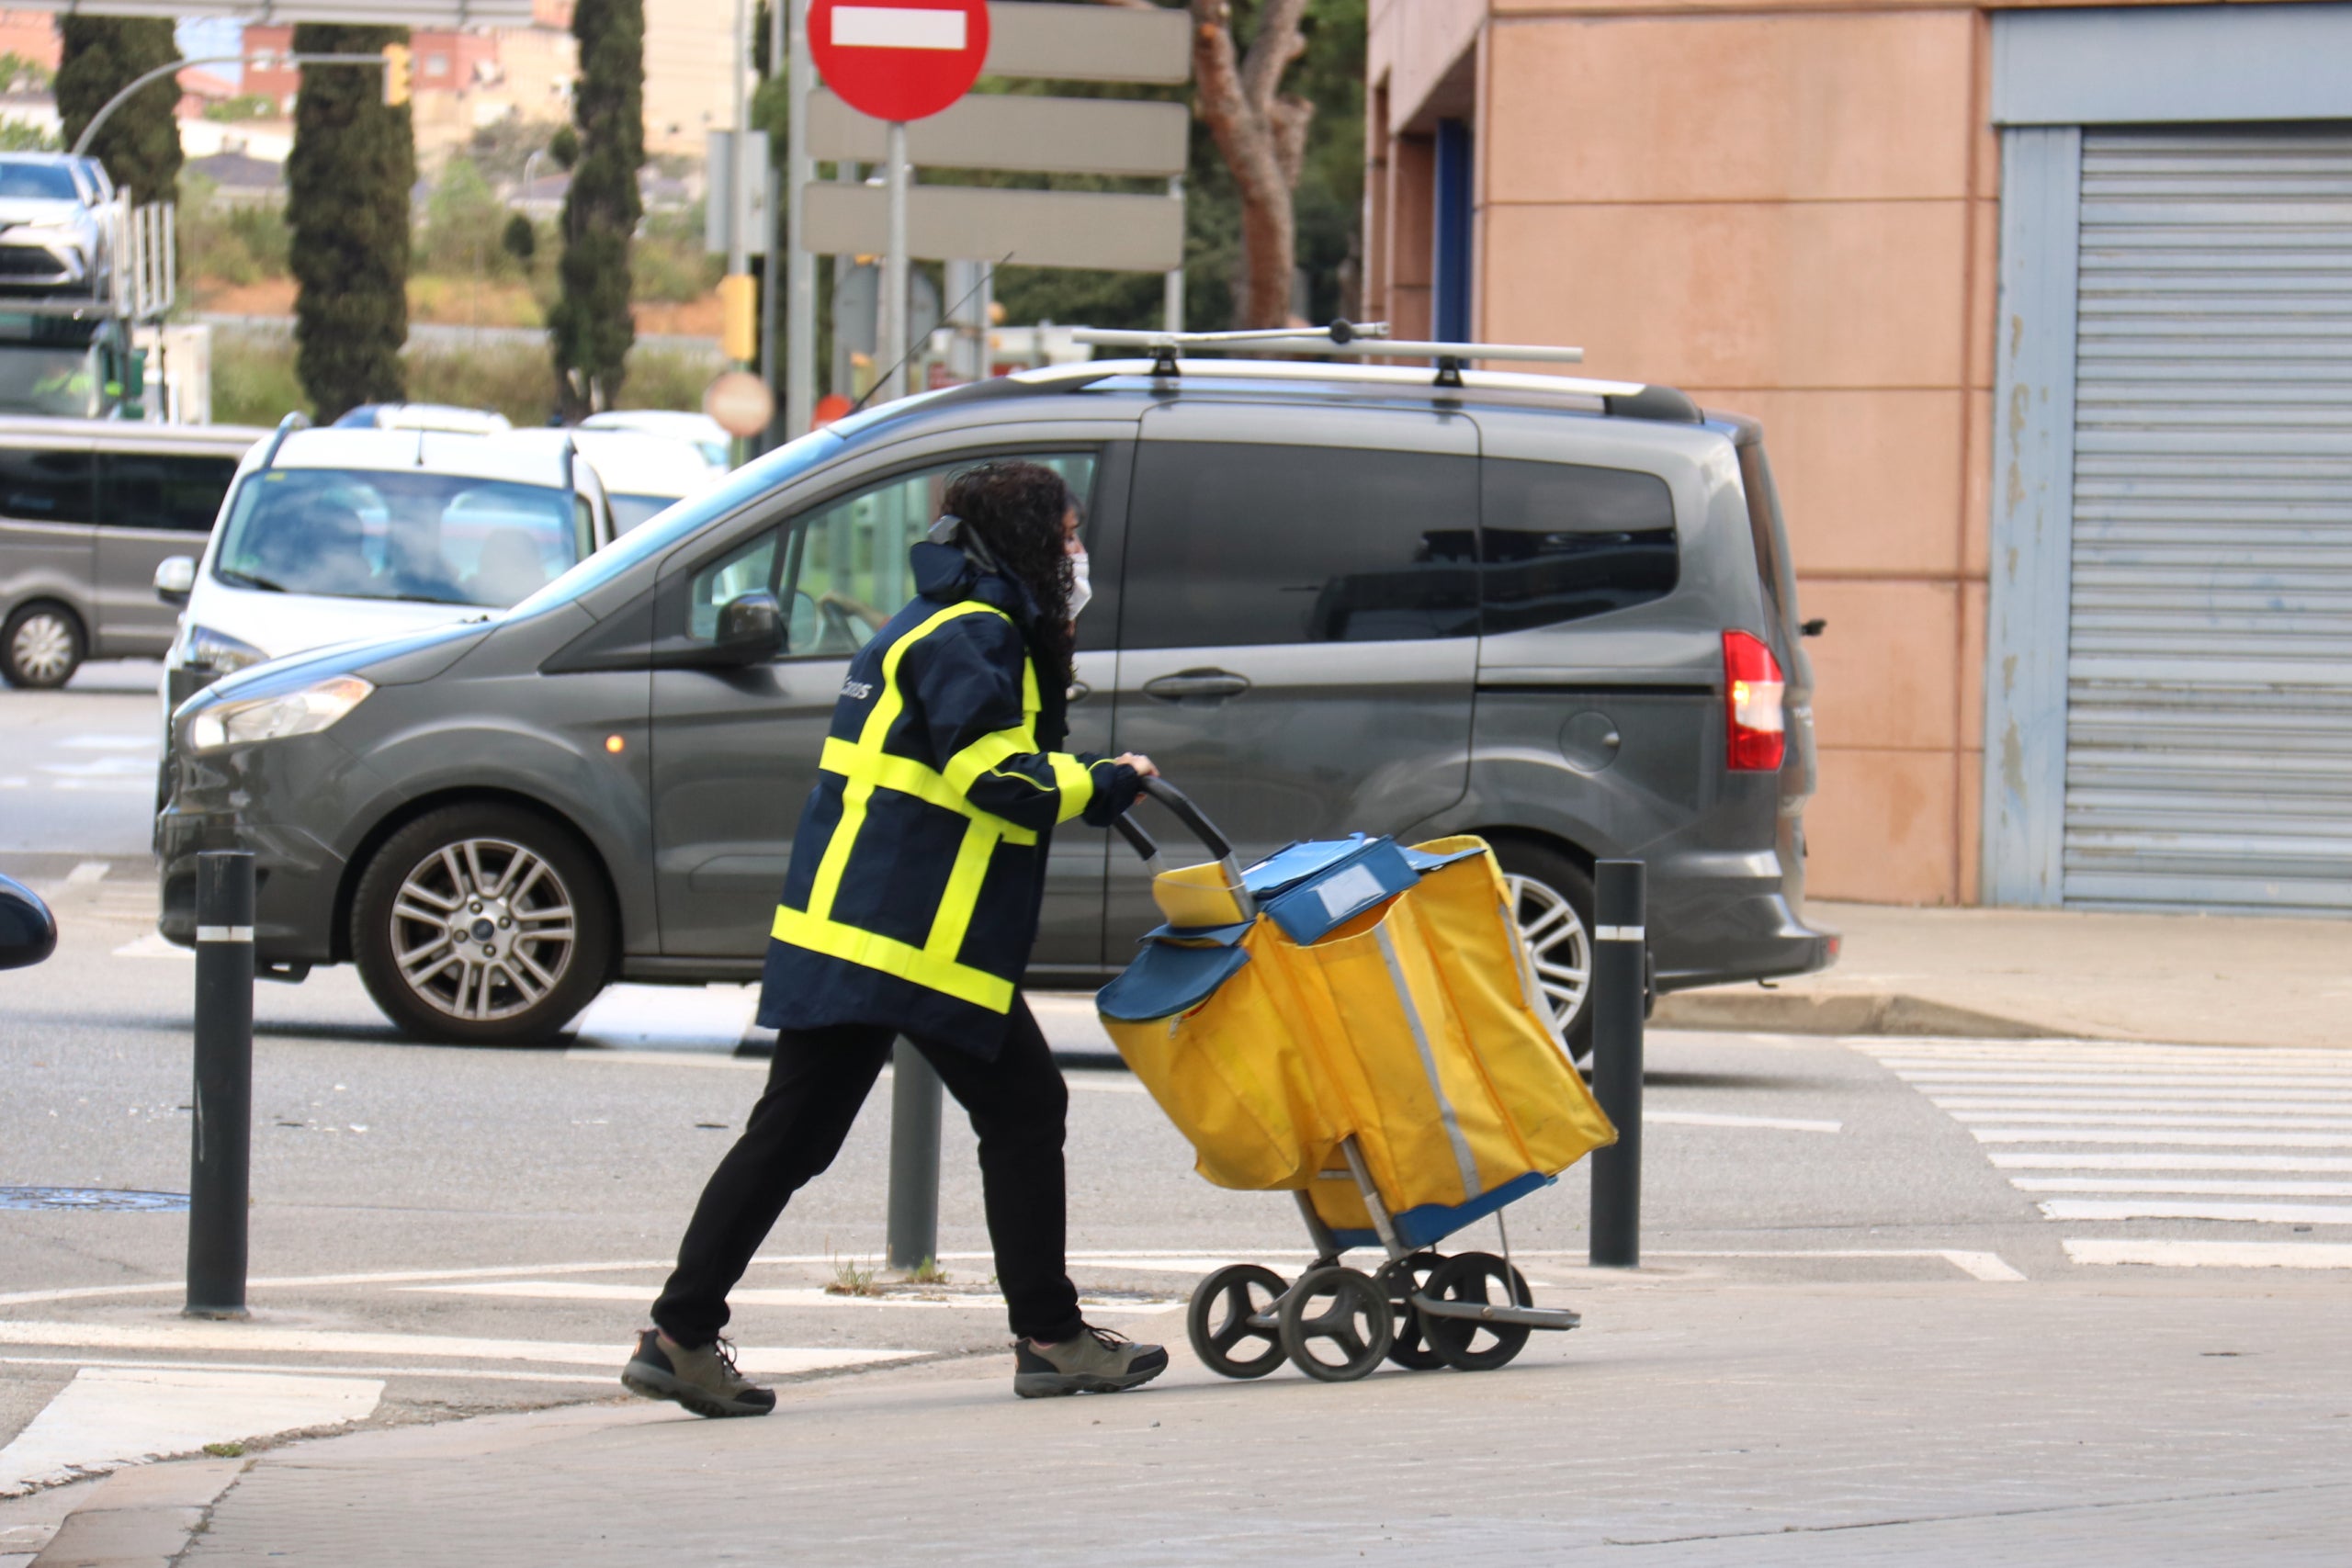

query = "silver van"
[
  {"left": 0, "top": 418, "right": 260, "bottom": 687},
  {"left": 158, "top": 354, "right": 1835, "bottom": 1048}
]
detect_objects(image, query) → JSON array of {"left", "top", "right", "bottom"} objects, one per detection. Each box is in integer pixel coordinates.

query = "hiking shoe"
[
  {"left": 1013, "top": 1325, "right": 1170, "bottom": 1398},
  {"left": 622, "top": 1328, "right": 776, "bottom": 1418}
]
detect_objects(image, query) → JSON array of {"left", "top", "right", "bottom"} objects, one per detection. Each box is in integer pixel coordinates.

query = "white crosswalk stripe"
[{"left": 1860, "top": 1039, "right": 2352, "bottom": 1270}]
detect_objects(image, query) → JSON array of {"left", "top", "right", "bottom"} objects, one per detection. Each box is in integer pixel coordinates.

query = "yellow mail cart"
[{"left": 1097, "top": 780, "right": 1616, "bottom": 1382}]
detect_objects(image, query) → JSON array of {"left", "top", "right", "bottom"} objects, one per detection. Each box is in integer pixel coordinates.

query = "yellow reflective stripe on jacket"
[
  {"left": 942, "top": 726, "right": 1034, "bottom": 796},
  {"left": 1049, "top": 753, "right": 1095, "bottom": 824},
  {"left": 770, "top": 904, "right": 1016, "bottom": 1012},
  {"left": 804, "top": 601, "right": 1004, "bottom": 920},
  {"left": 820, "top": 737, "right": 1040, "bottom": 847}
]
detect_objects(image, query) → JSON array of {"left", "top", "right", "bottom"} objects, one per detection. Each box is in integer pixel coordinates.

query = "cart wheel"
[
  {"left": 1373, "top": 1252, "right": 1448, "bottom": 1371},
  {"left": 1276, "top": 1266, "right": 1394, "bottom": 1383},
  {"left": 1187, "top": 1264, "right": 1287, "bottom": 1380},
  {"left": 1422, "top": 1252, "right": 1534, "bottom": 1371}
]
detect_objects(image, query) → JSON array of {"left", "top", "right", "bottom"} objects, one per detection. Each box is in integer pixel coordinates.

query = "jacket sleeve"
[{"left": 908, "top": 615, "right": 1144, "bottom": 834}]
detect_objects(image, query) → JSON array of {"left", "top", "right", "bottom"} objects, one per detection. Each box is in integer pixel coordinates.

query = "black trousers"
[{"left": 652, "top": 992, "right": 1084, "bottom": 1347}]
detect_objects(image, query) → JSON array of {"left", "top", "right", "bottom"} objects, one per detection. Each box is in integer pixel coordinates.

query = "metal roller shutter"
[{"left": 2065, "top": 126, "right": 2352, "bottom": 913}]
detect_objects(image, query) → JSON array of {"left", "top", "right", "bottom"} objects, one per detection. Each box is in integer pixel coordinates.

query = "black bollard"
[
  {"left": 886, "top": 1038, "right": 942, "bottom": 1269},
  {"left": 1588, "top": 858, "right": 1645, "bottom": 1269},
  {"left": 187, "top": 851, "right": 254, "bottom": 1318}
]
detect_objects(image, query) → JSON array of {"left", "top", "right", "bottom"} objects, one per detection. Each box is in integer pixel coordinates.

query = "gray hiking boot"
[
  {"left": 622, "top": 1328, "right": 776, "bottom": 1418},
  {"left": 1013, "top": 1325, "right": 1170, "bottom": 1398}
]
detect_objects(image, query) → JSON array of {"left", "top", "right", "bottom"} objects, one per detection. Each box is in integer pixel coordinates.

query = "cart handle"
[{"left": 1113, "top": 777, "right": 1250, "bottom": 902}]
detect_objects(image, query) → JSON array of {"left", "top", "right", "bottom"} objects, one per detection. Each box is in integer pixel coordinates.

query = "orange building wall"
[{"left": 1373, "top": 0, "right": 1999, "bottom": 906}]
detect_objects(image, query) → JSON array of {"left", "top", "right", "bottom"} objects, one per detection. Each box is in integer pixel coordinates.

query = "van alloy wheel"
[
  {"left": 390, "top": 838, "right": 577, "bottom": 1021},
  {"left": 1505, "top": 871, "right": 1591, "bottom": 1037},
  {"left": 4, "top": 606, "right": 81, "bottom": 688}
]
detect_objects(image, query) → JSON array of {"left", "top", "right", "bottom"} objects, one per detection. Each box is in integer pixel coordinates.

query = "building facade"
[{"left": 1365, "top": 0, "right": 2352, "bottom": 914}]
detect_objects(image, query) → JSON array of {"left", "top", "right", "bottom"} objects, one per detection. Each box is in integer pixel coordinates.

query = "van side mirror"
[
  {"left": 0, "top": 874, "right": 57, "bottom": 971},
  {"left": 155, "top": 556, "right": 197, "bottom": 606},
  {"left": 712, "top": 591, "right": 786, "bottom": 665}
]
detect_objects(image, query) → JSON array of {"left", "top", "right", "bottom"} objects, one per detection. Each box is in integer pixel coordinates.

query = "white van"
[
  {"left": 157, "top": 421, "right": 615, "bottom": 709},
  {"left": 502, "top": 427, "right": 722, "bottom": 534}
]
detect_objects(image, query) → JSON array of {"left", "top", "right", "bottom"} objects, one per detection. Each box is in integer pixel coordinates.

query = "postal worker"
[{"left": 625, "top": 459, "right": 1167, "bottom": 1415}]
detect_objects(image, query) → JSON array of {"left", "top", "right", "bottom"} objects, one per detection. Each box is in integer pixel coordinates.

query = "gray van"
[
  {"left": 0, "top": 419, "right": 261, "bottom": 687},
  {"left": 157, "top": 355, "right": 1835, "bottom": 1048}
]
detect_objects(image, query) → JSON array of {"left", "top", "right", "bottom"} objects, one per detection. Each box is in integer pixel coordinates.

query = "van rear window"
[{"left": 1480, "top": 459, "right": 1677, "bottom": 633}]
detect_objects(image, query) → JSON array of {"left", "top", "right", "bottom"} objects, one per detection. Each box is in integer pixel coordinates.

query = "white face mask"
[{"left": 1067, "top": 546, "right": 1092, "bottom": 620}]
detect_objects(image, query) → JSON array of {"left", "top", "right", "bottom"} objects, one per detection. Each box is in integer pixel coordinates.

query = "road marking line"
[
  {"left": 400, "top": 1280, "right": 1183, "bottom": 1313},
  {"left": 1971, "top": 1129, "right": 2352, "bottom": 1147},
  {"left": 0, "top": 1321, "right": 918, "bottom": 1376},
  {"left": 1950, "top": 1111, "right": 2352, "bottom": 1130},
  {"left": 57, "top": 735, "right": 158, "bottom": 750},
  {"left": 2012, "top": 1177, "right": 2352, "bottom": 1198},
  {"left": 0, "top": 1367, "right": 381, "bottom": 1497},
  {"left": 64, "top": 861, "right": 109, "bottom": 884},
  {"left": 1932, "top": 1099, "right": 2352, "bottom": 1114},
  {"left": 1989, "top": 1152, "right": 2352, "bottom": 1172},
  {"left": 2064, "top": 1238, "right": 2352, "bottom": 1269},
  {"left": 1645, "top": 1249, "right": 2023, "bottom": 1282},
  {"left": 113, "top": 931, "right": 190, "bottom": 959},
  {"left": 1875, "top": 1047, "right": 2352, "bottom": 1065},
  {"left": 0, "top": 1355, "right": 618, "bottom": 1385},
  {"left": 1898, "top": 1074, "right": 2352, "bottom": 1090},
  {"left": 2035, "top": 1197, "right": 2352, "bottom": 1225},
  {"left": 564, "top": 1047, "right": 763, "bottom": 1070},
  {"left": 1645, "top": 1111, "right": 1842, "bottom": 1134}
]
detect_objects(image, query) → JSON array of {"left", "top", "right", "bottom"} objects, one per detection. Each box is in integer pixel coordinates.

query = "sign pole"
[
  {"left": 880, "top": 118, "right": 910, "bottom": 403},
  {"left": 785, "top": 0, "right": 816, "bottom": 435}
]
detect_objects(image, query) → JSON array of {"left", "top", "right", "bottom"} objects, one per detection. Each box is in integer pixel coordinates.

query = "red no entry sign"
[{"left": 809, "top": 0, "right": 991, "bottom": 124}]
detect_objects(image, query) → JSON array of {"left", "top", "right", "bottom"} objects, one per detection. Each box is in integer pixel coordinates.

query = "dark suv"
[{"left": 158, "top": 355, "right": 1836, "bottom": 1048}]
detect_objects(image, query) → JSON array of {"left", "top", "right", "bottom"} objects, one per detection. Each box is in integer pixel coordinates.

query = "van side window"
[
  {"left": 1123, "top": 442, "right": 1478, "bottom": 648},
  {"left": 96, "top": 452, "right": 241, "bottom": 533},
  {"left": 1480, "top": 459, "right": 1677, "bottom": 633},
  {"left": 0, "top": 447, "right": 96, "bottom": 524}
]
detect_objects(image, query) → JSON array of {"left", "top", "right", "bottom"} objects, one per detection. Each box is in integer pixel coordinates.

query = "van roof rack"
[{"left": 1069, "top": 321, "right": 1583, "bottom": 388}]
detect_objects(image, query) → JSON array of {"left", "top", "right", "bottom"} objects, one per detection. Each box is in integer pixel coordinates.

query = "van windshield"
[{"left": 212, "top": 468, "right": 593, "bottom": 608}]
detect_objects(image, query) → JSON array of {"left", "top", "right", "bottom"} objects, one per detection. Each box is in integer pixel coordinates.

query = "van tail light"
[{"left": 1724, "top": 630, "right": 1786, "bottom": 772}]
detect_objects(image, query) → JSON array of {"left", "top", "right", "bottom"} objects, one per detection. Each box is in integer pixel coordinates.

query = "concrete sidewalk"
[
  {"left": 22, "top": 1269, "right": 2349, "bottom": 1567},
  {"left": 1657, "top": 899, "right": 2350, "bottom": 1049}
]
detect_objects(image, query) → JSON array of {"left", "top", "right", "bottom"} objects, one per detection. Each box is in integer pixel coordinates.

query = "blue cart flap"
[
  {"left": 1402, "top": 842, "right": 1488, "bottom": 874},
  {"left": 1260, "top": 837, "right": 1418, "bottom": 945},
  {"left": 1097, "top": 940, "right": 1251, "bottom": 1022},
  {"left": 1241, "top": 836, "right": 1373, "bottom": 898}
]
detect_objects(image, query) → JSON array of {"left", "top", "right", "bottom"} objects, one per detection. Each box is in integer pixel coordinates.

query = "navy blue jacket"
[{"left": 756, "top": 542, "right": 1139, "bottom": 1055}]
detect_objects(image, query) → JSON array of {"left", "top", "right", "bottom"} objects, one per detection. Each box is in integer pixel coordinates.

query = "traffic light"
[{"left": 381, "top": 42, "right": 412, "bottom": 107}]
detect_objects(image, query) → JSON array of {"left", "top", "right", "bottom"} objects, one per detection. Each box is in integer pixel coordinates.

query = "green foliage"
[
  {"left": 463, "top": 116, "right": 564, "bottom": 186},
  {"left": 203, "top": 94, "right": 279, "bottom": 122},
  {"left": 548, "top": 126, "right": 579, "bottom": 171},
  {"left": 551, "top": 0, "right": 646, "bottom": 418},
  {"left": 55, "top": 18, "right": 184, "bottom": 207},
  {"left": 175, "top": 173, "right": 291, "bottom": 288},
  {"left": 210, "top": 331, "right": 310, "bottom": 426},
  {"left": 631, "top": 204, "right": 719, "bottom": 306},
  {"left": 0, "top": 121, "right": 58, "bottom": 153},
  {"left": 0, "top": 51, "right": 52, "bottom": 93},
  {"left": 288, "top": 23, "right": 415, "bottom": 422},
  {"left": 502, "top": 213, "right": 537, "bottom": 272},
  {"left": 421, "top": 155, "right": 521, "bottom": 279}
]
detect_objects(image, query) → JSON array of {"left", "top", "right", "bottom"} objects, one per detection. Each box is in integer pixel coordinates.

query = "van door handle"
[
  {"left": 1067, "top": 680, "right": 1091, "bottom": 703},
  {"left": 1142, "top": 669, "right": 1251, "bottom": 701}
]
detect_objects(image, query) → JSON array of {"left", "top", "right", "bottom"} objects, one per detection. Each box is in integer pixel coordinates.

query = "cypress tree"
[
  {"left": 550, "top": 0, "right": 644, "bottom": 418},
  {"left": 286, "top": 25, "right": 414, "bottom": 421},
  {"left": 55, "top": 18, "right": 183, "bottom": 206}
]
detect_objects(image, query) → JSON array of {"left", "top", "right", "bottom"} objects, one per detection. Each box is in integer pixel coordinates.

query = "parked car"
[
  {"left": 158, "top": 353, "right": 1834, "bottom": 1048},
  {"left": 0, "top": 153, "right": 115, "bottom": 298},
  {"left": 581, "top": 409, "right": 731, "bottom": 472},
  {"left": 155, "top": 422, "right": 616, "bottom": 714},
  {"left": 503, "top": 427, "right": 725, "bottom": 534},
  {"left": 0, "top": 418, "right": 260, "bottom": 687}
]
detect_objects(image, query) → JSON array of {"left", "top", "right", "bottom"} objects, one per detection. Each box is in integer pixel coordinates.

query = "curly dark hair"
[{"left": 941, "top": 460, "right": 1077, "bottom": 693}]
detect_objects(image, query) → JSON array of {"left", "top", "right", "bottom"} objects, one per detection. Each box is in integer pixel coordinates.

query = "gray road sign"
[
  {"left": 805, "top": 183, "right": 1183, "bottom": 274},
  {"left": 809, "top": 90, "right": 1187, "bottom": 178},
  {"left": 833, "top": 262, "right": 943, "bottom": 359},
  {"left": 987, "top": 0, "right": 1191, "bottom": 84},
  {"left": 706, "top": 130, "right": 774, "bottom": 256}
]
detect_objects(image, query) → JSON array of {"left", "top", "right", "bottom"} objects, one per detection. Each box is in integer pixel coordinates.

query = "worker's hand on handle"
[{"left": 1116, "top": 752, "right": 1160, "bottom": 779}]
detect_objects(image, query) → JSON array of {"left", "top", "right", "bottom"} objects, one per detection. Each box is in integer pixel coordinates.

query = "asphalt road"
[{"left": 5, "top": 674, "right": 2346, "bottom": 1535}]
